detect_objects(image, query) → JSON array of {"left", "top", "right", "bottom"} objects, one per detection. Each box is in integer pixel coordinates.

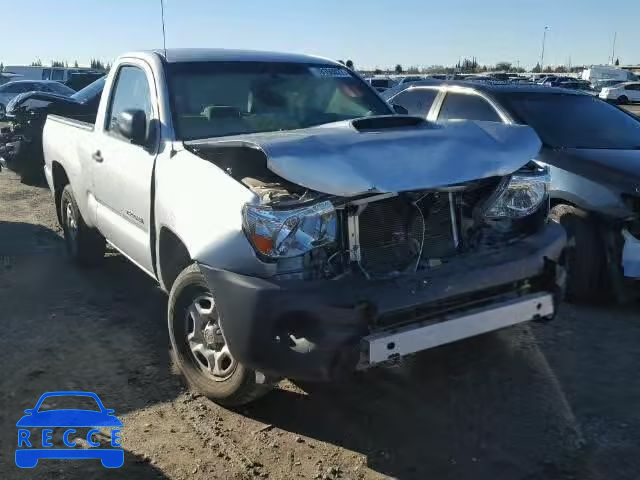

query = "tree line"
[{"left": 25, "top": 58, "right": 111, "bottom": 71}]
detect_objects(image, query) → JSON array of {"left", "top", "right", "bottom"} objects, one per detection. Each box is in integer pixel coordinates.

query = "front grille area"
[{"left": 358, "top": 193, "right": 457, "bottom": 276}]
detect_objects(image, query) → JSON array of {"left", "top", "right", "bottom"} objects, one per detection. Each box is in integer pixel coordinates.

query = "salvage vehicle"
[
  {"left": 0, "top": 80, "right": 75, "bottom": 119},
  {"left": 383, "top": 81, "right": 640, "bottom": 302},
  {"left": 43, "top": 49, "right": 565, "bottom": 406},
  {"left": 0, "top": 77, "right": 104, "bottom": 182}
]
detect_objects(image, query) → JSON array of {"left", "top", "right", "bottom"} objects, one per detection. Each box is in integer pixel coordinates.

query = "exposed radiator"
[{"left": 357, "top": 193, "right": 457, "bottom": 276}]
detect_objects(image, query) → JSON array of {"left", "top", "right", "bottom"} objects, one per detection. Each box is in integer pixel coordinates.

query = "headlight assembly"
[
  {"left": 242, "top": 200, "right": 337, "bottom": 258},
  {"left": 484, "top": 169, "right": 550, "bottom": 219}
]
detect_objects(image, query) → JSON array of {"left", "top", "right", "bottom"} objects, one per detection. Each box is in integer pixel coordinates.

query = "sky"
[{"left": 2, "top": 0, "right": 639, "bottom": 70}]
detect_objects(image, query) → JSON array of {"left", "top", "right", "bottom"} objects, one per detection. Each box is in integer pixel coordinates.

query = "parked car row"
[{"left": 383, "top": 81, "right": 640, "bottom": 302}]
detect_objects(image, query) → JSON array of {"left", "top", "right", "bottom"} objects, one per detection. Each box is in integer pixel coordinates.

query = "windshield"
[
  {"left": 46, "top": 82, "right": 75, "bottom": 96},
  {"left": 501, "top": 93, "right": 640, "bottom": 149},
  {"left": 168, "top": 61, "right": 390, "bottom": 141},
  {"left": 71, "top": 76, "right": 106, "bottom": 103}
]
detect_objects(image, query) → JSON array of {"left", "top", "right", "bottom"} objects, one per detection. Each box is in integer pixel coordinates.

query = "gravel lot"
[{"left": 0, "top": 125, "right": 639, "bottom": 479}]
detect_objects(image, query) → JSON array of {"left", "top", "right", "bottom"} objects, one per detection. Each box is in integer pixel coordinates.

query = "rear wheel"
[
  {"left": 60, "top": 185, "right": 105, "bottom": 266},
  {"left": 168, "top": 264, "right": 271, "bottom": 406},
  {"left": 550, "top": 204, "right": 606, "bottom": 302},
  {"left": 617, "top": 95, "right": 629, "bottom": 105}
]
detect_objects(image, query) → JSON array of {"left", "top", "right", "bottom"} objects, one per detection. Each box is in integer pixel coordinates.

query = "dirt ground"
[{"left": 0, "top": 168, "right": 639, "bottom": 480}]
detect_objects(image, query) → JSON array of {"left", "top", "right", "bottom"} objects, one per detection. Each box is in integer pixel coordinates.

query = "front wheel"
[
  {"left": 168, "top": 264, "right": 271, "bottom": 406},
  {"left": 617, "top": 95, "right": 629, "bottom": 105},
  {"left": 550, "top": 204, "right": 606, "bottom": 302}
]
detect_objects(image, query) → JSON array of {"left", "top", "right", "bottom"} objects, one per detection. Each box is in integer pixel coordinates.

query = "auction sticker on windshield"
[
  {"left": 15, "top": 391, "right": 123, "bottom": 468},
  {"left": 309, "top": 66, "right": 352, "bottom": 78}
]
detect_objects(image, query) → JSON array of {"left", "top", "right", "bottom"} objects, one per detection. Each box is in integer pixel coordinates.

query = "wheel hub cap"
[{"left": 186, "top": 294, "right": 236, "bottom": 380}]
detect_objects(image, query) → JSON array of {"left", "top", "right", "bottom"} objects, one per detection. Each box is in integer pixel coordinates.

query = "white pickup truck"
[{"left": 43, "top": 49, "right": 565, "bottom": 406}]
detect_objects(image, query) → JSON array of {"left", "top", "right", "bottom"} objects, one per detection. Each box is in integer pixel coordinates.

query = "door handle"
[{"left": 92, "top": 150, "right": 103, "bottom": 163}]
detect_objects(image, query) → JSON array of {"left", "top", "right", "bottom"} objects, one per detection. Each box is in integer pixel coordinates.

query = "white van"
[{"left": 581, "top": 66, "right": 637, "bottom": 83}]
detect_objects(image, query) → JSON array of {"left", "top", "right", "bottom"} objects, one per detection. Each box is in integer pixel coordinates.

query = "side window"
[
  {"left": 390, "top": 88, "right": 438, "bottom": 116},
  {"left": 625, "top": 84, "right": 640, "bottom": 91},
  {"left": 438, "top": 92, "right": 502, "bottom": 122},
  {"left": 106, "top": 66, "right": 153, "bottom": 137},
  {"left": 50, "top": 69, "right": 65, "bottom": 81}
]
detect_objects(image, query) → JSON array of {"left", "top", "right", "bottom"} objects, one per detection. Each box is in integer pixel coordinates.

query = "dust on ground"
[{"left": 0, "top": 169, "right": 638, "bottom": 480}]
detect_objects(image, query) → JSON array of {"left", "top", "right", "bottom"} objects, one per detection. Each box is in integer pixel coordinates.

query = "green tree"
[
  {"left": 74, "top": 60, "right": 79, "bottom": 68},
  {"left": 531, "top": 63, "right": 542, "bottom": 73},
  {"left": 90, "top": 59, "right": 107, "bottom": 70},
  {"left": 615, "top": 57, "right": 620, "bottom": 66},
  {"left": 395, "top": 64, "right": 403, "bottom": 74},
  {"left": 31, "top": 58, "right": 43, "bottom": 67},
  {"left": 0, "top": 62, "right": 3, "bottom": 72},
  {"left": 345, "top": 59, "right": 354, "bottom": 70},
  {"left": 495, "top": 61, "right": 512, "bottom": 72},
  {"left": 51, "top": 60, "right": 65, "bottom": 68},
  {"left": 554, "top": 65, "right": 568, "bottom": 73}
]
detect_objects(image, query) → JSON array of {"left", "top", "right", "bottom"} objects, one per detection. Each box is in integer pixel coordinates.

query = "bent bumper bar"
[
  {"left": 364, "top": 292, "right": 553, "bottom": 366},
  {"left": 200, "top": 222, "right": 566, "bottom": 381}
]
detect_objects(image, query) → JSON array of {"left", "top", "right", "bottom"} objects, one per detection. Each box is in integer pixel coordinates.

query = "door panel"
[{"left": 92, "top": 63, "right": 158, "bottom": 274}]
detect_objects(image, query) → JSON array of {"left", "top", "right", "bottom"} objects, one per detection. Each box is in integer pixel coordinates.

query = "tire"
[
  {"left": 550, "top": 204, "right": 606, "bottom": 302},
  {"left": 60, "top": 185, "right": 106, "bottom": 266},
  {"left": 18, "top": 143, "right": 46, "bottom": 185},
  {"left": 617, "top": 95, "right": 629, "bottom": 105},
  {"left": 168, "top": 264, "right": 271, "bottom": 406}
]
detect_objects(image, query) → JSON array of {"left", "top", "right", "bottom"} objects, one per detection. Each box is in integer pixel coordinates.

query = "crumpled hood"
[{"left": 189, "top": 118, "right": 542, "bottom": 197}]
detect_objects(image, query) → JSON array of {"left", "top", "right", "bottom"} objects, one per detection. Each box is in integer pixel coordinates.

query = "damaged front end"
[{"left": 189, "top": 118, "right": 566, "bottom": 380}]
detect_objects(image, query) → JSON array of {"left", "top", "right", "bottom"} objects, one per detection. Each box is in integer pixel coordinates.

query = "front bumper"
[{"left": 201, "top": 222, "right": 566, "bottom": 381}]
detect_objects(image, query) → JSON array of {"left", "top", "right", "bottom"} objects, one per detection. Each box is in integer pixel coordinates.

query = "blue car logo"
[{"left": 15, "top": 391, "right": 123, "bottom": 468}]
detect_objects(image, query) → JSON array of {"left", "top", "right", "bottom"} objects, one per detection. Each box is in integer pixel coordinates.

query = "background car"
[
  {"left": 0, "top": 77, "right": 104, "bottom": 183},
  {"left": 397, "top": 75, "right": 425, "bottom": 84},
  {"left": 0, "top": 80, "right": 75, "bottom": 119},
  {"left": 599, "top": 82, "right": 640, "bottom": 104},
  {"left": 383, "top": 81, "right": 640, "bottom": 303},
  {"left": 367, "top": 76, "right": 397, "bottom": 92},
  {"left": 555, "top": 79, "right": 598, "bottom": 95}
]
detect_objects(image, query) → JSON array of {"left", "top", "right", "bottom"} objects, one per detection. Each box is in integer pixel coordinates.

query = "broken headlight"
[
  {"left": 242, "top": 200, "right": 337, "bottom": 258},
  {"left": 484, "top": 169, "right": 550, "bottom": 218}
]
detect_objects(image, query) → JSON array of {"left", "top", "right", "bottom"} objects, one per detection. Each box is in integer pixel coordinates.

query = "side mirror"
[
  {"left": 392, "top": 103, "right": 409, "bottom": 115},
  {"left": 116, "top": 109, "right": 147, "bottom": 146}
]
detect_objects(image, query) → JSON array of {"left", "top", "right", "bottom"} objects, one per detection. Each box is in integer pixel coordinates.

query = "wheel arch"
[{"left": 158, "top": 226, "right": 192, "bottom": 292}]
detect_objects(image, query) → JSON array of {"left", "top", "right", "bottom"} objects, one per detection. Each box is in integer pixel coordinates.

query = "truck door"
[{"left": 91, "top": 61, "right": 158, "bottom": 276}]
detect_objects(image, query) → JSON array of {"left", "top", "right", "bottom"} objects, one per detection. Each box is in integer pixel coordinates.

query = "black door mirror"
[
  {"left": 392, "top": 103, "right": 409, "bottom": 115},
  {"left": 116, "top": 109, "right": 147, "bottom": 146}
]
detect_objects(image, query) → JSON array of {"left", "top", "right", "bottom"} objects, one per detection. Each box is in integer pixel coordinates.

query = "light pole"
[{"left": 540, "top": 26, "right": 550, "bottom": 72}]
